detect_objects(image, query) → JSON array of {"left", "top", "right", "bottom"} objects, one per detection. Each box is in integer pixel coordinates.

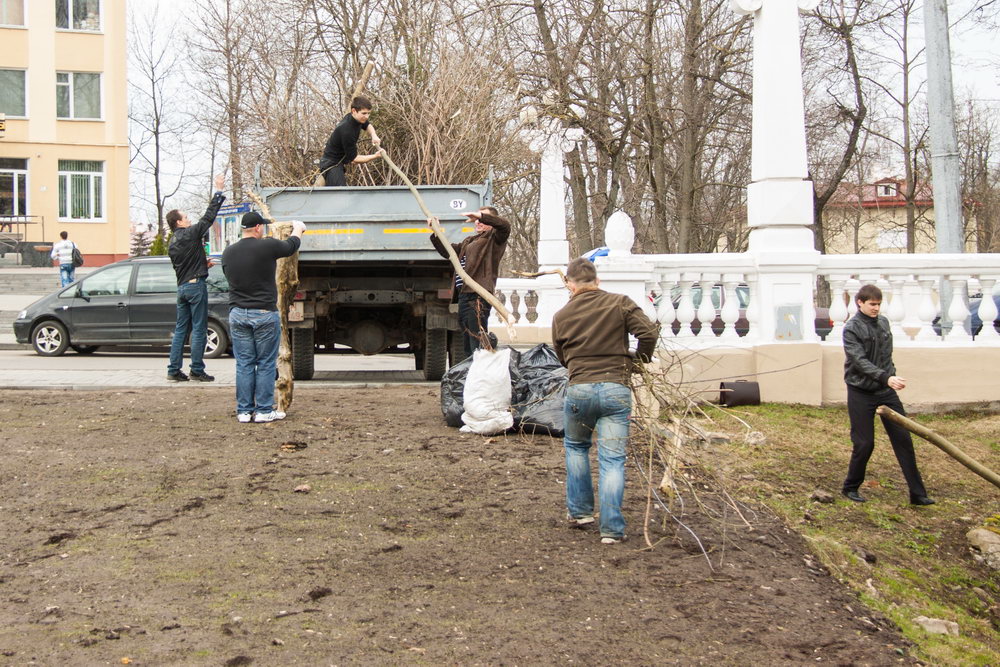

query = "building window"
[
  {"left": 58, "top": 159, "right": 104, "bottom": 221},
  {"left": 0, "top": 68, "right": 26, "bottom": 117},
  {"left": 877, "top": 182, "right": 897, "bottom": 197},
  {"left": 56, "top": 0, "right": 100, "bottom": 31},
  {"left": 56, "top": 72, "right": 101, "bottom": 119},
  {"left": 0, "top": 158, "right": 28, "bottom": 218},
  {"left": 0, "top": 0, "right": 25, "bottom": 26}
]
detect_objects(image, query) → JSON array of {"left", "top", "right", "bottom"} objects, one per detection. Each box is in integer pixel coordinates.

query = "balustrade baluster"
[
  {"left": 914, "top": 277, "right": 940, "bottom": 341},
  {"left": 886, "top": 275, "right": 909, "bottom": 341},
  {"left": 675, "top": 274, "right": 697, "bottom": 337},
  {"left": 656, "top": 274, "right": 677, "bottom": 342},
  {"left": 826, "top": 274, "right": 850, "bottom": 343},
  {"left": 719, "top": 275, "right": 741, "bottom": 340},
  {"left": 944, "top": 275, "right": 972, "bottom": 343},
  {"left": 696, "top": 275, "right": 717, "bottom": 339},
  {"left": 743, "top": 275, "right": 759, "bottom": 343},
  {"left": 976, "top": 277, "right": 1000, "bottom": 342}
]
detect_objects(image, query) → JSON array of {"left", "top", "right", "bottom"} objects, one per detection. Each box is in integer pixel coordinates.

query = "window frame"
[
  {"left": 0, "top": 158, "right": 29, "bottom": 219},
  {"left": 0, "top": 68, "right": 27, "bottom": 118},
  {"left": 57, "top": 159, "right": 105, "bottom": 222},
  {"left": 56, "top": 71, "right": 102, "bottom": 120},
  {"left": 0, "top": 0, "right": 25, "bottom": 27},
  {"left": 55, "top": 0, "right": 102, "bottom": 32}
]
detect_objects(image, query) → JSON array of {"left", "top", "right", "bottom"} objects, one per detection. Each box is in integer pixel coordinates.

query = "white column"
[
  {"left": 527, "top": 119, "right": 583, "bottom": 270},
  {"left": 731, "top": 0, "right": 821, "bottom": 343}
]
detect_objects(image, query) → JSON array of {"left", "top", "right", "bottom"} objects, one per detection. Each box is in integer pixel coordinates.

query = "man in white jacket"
[{"left": 50, "top": 231, "right": 77, "bottom": 287}]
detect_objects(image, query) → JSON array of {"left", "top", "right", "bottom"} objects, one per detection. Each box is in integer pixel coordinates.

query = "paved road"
[{"left": 0, "top": 347, "right": 434, "bottom": 389}]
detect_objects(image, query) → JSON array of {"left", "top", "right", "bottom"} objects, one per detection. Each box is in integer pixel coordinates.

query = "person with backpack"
[{"left": 50, "top": 231, "right": 79, "bottom": 287}]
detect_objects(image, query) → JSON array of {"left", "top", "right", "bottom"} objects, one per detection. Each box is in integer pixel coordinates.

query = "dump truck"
[{"left": 261, "top": 179, "right": 493, "bottom": 381}]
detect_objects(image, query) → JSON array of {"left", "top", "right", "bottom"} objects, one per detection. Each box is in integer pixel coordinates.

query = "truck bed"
[{"left": 262, "top": 183, "right": 492, "bottom": 262}]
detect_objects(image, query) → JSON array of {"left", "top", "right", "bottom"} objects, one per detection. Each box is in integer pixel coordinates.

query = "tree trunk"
[{"left": 273, "top": 222, "right": 299, "bottom": 412}]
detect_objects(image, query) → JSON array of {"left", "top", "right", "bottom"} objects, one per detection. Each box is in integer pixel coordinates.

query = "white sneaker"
[
  {"left": 237, "top": 413, "right": 252, "bottom": 423},
  {"left": 253, "top": 410, "right": 286, "bottom": 423},
  {"left": 601, "top": 535, "right": 627, "bottom": 545}
]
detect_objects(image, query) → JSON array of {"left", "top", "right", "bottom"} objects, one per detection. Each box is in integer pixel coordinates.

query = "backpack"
[{"left": 71, "top": 243, "right": 84, "bottom": 267}]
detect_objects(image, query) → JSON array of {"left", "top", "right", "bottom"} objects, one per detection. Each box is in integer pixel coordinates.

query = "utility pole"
[
  {"left": 924, "top": 0, "right": 963, "bottom": 253},
  {"left": 924, "top": 0, "right": 964, "bottom": 332}
]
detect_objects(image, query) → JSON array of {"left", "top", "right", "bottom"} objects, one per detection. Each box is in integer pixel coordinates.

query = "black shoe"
[
  {"left": 910, "top": 495, "right": 936, "bottom": 506},
  {"left": 842, "top": 489, "right": 867, "bottom": 503},
  {"left": 190, "top": 371, "right": 215, "bottom": 382},
  {"left": 167, "top": 371, "right": 189, "bottom": 382}
]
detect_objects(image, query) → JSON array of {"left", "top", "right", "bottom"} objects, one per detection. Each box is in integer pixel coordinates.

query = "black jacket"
[
  {"left": 168, "top": 191, "right": 225, "bottom": 285},
  {"left": 843, "top": 311, "right": 895, "bottom": 392}
]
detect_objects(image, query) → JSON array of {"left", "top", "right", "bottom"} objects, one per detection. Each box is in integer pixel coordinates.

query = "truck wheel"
[
  {"left": 448, "top": 331, "right": 467, "bottom": 367},
  {"left": 422, "top": 328, "right": 447, "bottom": 381},
  {"left": 291, "top": 327, "right": 315, "bottom": 380}
]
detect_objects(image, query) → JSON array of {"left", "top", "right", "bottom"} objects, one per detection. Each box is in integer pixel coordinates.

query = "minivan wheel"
[
  {"left": 204, "top": 321, "right": 229, "bottom": 359},
  {"left": 32, "top": 321, "right": 70, "bottom": 356}
]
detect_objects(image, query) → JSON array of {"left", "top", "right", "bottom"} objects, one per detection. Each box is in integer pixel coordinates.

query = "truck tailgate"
[{"left": 262, "top": 184, "right": 491, "bottom": 261}]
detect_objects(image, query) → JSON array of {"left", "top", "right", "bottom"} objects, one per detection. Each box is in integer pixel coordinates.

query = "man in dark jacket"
[
  {"left": 222, "top": 212, "right": 305, "bottom": 423},
  {"left": 842, "top": 283, "right": 934, "bottom": 506},
  {"left": 428, "top": 207, "right": 511, "bottom": 359},
  {"left": 319, "top": 96, "right": 382, "bottom": 186},
  {"left": 552, "top": 258, "right": 659, "bottom": 544},
  {"left": 165, "top": 173, "right": 225, "bottom": 382}
]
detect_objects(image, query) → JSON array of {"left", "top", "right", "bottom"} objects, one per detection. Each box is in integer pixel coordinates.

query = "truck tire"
[
  {"left": 291, "top": 327, "right": 315, "bottom": 380},
  {"left": 448, "top": 331, "right": 467, "bottom": 367},
  {"left": 422, "top": 328, "right": 447, "bottom": 381}
]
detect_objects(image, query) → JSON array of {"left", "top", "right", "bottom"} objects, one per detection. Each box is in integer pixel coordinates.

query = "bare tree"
[{"left": 128, "top": 4, "right": 187, "bottom": 238}]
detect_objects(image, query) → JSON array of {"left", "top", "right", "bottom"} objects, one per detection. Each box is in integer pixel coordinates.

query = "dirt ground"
[{"left": 0, "top": 386, "right": 918, "bottom": 665}]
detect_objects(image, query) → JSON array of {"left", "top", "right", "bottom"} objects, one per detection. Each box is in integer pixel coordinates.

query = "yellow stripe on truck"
[
  {"left": 383, "top": 226, "right": 475, "bottom": 234},
  {"left": 304, "top": 228, "right": 364, "bottom": 235}
]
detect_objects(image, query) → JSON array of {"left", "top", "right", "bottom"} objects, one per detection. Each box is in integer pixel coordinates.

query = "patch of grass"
[{"left": 723, "top": 403, "right": 1000, "bottom": 665}]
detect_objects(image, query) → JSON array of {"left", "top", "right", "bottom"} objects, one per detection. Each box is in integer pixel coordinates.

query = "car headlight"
[{"left": 17, "top": 309, "right": 27, "bottom": 320}]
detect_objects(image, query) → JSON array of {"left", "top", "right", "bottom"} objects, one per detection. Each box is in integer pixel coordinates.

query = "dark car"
[
  {"left": 932, "top": 294, "right": 1000, "bottom": 336},
  {"left": 661, "top": 284, "right": 833, "bottom": 338},
  {"left": 13, "top": 256, "right": 231, "bottom": 357}
]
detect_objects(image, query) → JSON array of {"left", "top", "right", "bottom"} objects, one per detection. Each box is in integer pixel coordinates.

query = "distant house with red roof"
[{"left": 820, "top": 177, "right": 976, "bottom": 254}]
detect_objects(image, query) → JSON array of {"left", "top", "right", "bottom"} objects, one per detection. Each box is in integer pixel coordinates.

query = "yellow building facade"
[{"left": 0, "top": 0, "right": 128, "bottom": 265}]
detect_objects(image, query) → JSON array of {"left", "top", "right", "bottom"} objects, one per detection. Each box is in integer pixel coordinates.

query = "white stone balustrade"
[{"left": 492, "top": 233, "right": 1000, "bottom": 348}]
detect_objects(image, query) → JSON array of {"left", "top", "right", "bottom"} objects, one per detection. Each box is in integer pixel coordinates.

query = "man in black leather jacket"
[{"left": 841, "top": 284, "right": 934, "bottom": 506}]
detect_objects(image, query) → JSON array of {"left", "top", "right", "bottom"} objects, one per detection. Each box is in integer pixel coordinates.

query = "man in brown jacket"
[
  {"left": 552, "top": 258, "right": 659, "bottom": 544},
  {"left": 429, "top": 207, "right": 510, "bottom": 359}
]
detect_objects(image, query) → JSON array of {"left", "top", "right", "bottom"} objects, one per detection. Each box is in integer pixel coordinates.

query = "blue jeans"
[
  {"left": 229, "top": 308, "right": 281, "bottom": 414},
  {"left": 168, "top": 279, "right": 208, "bottom": 375},
  {"left": 59, "top": 263, "right": 75, "bottom": 287},
  {"left": 563, "top": 382, "right": 632, "bottom": 539},
  {"left": 458, "top": 294, "right": 492, "bottom": 357}
]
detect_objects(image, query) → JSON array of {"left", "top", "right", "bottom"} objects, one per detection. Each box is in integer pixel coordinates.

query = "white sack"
[{"left": 460, "top": 347, "right": 513, "bottom": 435}]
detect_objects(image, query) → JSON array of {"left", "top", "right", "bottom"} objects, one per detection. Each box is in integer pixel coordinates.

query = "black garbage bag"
[
  {"left": 439, "top": 347, "right": 523, "bottom": 428},
  {"left": 512, "top": 343, "right": 568, "bottom": 437}
]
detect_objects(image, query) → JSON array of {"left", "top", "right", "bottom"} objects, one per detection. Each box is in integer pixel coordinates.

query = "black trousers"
[
  {"left": 322, "top": 164, "right": 346, "bottom": 186},
  {"left": 843, "top": 385, "right": 927, "bottom": 497},
  {"left": 458, "top": 294, "right": 492, "bottom": 357}
]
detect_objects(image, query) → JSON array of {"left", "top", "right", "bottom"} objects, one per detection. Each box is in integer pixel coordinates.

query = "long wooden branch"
[
  {"left": 377, "top": 149, "right": 516, "bottom": 339},
  {"left": 513, "top": 268, "right": 567, "bottom": 286},
  {"left": 877, "top": 406, "right": 1000, "bottom": 490},
  {"left": 248, "top": 191, "right": 298, "bottom": 411}
]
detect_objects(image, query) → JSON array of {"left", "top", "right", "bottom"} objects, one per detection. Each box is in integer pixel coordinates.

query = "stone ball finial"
[{"left": 605, "top": 211, "right": 635, "bottom": 256}]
